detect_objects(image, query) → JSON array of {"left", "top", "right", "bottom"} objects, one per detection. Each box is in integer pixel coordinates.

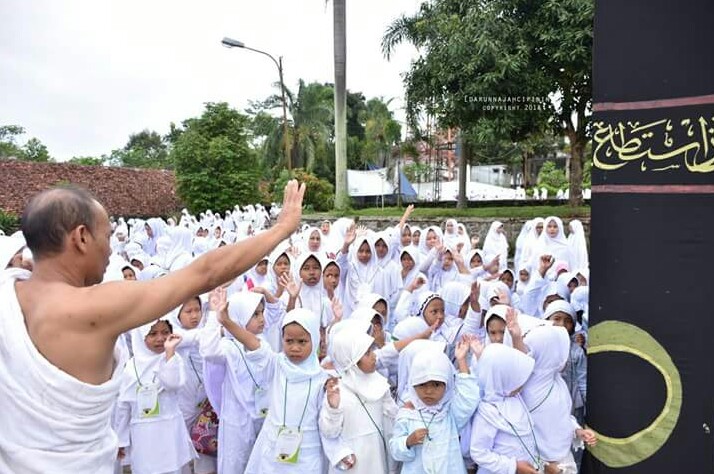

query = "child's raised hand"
[
  {"left": 344, "top": 224, "right": 357, "bottom": 246},
  {"left": 495, "top": 287, "right": 511, "bottom": 306},
  {"left": 209, "top": 286, "right": 228, "bottom": 313},
  {"left": 355, "top": 225, "right": 369, "bottom": 238},
  {"left": 331, "top": 296, "right": 343, "bottom": 322},
  {"left": 454, "top": 336, "right": 470, "bottom": 361},
  {"left": 577, "top": 428, "right": 598, "bottom": 446},
  {"left": 409, "top": 275, "right": 426, "bottom": 292},
  {"left": 539, "top": 254, "right": 555, "bottom": 274},
  {"left": 505, "top": 307, "right": 522, "bottom": 340},
  {"left": 406, "top": 428, "right": 429, "bottom": 447},
  {"left": 279, "top": 273, "right": 302, "bottom": 299},
  {"left": 164, "top": 333, "right": 182, "bottom": 352},
  {"left": 469, "top": 335, "right": 485, "bottom": 360},
  {"left": 325, "top": 377, "right": 341, "bottom": 409}
]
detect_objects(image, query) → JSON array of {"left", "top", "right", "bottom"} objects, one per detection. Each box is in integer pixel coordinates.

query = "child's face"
[
  {"left": 446, "top": 221, "right": 455, "bottom": 233},
  {"left": 535, "top": 222, "right": 544, "bottom": 235},
  {"left": 414, "top": 380, "right": 447, "bottom": 406},
  {"left": 401, "top": 229, "right": 412, "bottom": 247},
  {"left": 299, "top": 256, "right": 322, "bottom": 286},
  {"left": 567, "top": 278, "right": 579, "bottom": 293},
  {"left": 519, "top": 269, "right": 530, "bottom": 283},
  {"left": 411, "top": 231, "right": 421, "bottom": 245},
  {"left": 323, "top": 264, "right": 340, "bottom": 291},
  {"left": 500, "top": 271, "right": 514, "bottom": 289},
  {"left": 372, "top": 300, "right": 388, "bottom": 320},
  {"left": 178, "top": 297, "right": 202, "bottom": 329},
  {"left": 548, "top": 311, "right": 575, "bottom": 335},
  {"left": 423, "top": 298, "right": 445, "bottom": 329},
  {"left": 255, "top": 260, "right": 269, "bottom": 276},
  {"left": 401, "top": 253, "right": 415, "bottom": 272},
  {"left": 245, "top": 302, "right": 266, "bottom": 334},
  {"left": 145, "top": 321, "right": 171, "bottom": 354},
  {"left": 357, "top": 241, "right": 372, "bottom": 264},
  {"left": 374, "top": 239, "right": 389, "bottom": 259},
  {"left": 487, "top": 317, "right": 506, "bottom": 344},
  {"left": 130, "top": 259, "right": 144, "bottom": 271},
  {"left": 273, "top": 254, "right": 291, "bottom": 277},
  {"left": 214, "top": 227, "right": 222, "bottom": 239},
  {"left": 441, "top": 251, "right": 454, "bottom": 270},
  {"left": 546, "top": 220, "right": 559, "bottom": 238},
  {"left": 320, "top": 221, "right": 331, "bottom": 234},
  {"left": 308, "top": 230, "right": 322, "bottom": 251},
  {"left": 282, "top": 323, "right": 313, "bottom": 364},
  {"left": 122, "top": 268, "right": 137, "bottom": 281},
  {"left": 425, "top": 230, "right": 438, "bottom": 249},
  {"left": 356, "top": 347, "right": 377, "bottom": 373},
  {"left": 470, "top": 254, "right": 482, "bottom": 268}
]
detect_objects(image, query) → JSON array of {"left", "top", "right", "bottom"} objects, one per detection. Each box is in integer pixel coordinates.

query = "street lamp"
[{"left": 221, "top": 36, "right": 291, "bottom": 170}]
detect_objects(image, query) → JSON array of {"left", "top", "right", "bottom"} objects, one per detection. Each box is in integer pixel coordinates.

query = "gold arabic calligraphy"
[{"left": 593, "top": 117, "right": 714, "bottom": 172}]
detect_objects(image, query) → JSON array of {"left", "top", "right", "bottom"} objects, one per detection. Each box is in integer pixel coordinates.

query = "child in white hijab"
[
  {"left": 469, "top": 344, "right": 538, "bottom": 474},
  {"left": 390, "top": 338, "right": 481, "bottom": 473},
  {"left": 319, "top": 328, "right": 399, "bottom": 473},
  {"left": 199, "top": 288, "right": 273, "bottom": 474},
  {"left": 218, "top": 306, "right": 328, "bottom": 473},
  {"left": 116, "top": 319, "right": 197, "bottom": 474},
  {"left": 482, "top": 221, "right": 509, "bottom": 273}
]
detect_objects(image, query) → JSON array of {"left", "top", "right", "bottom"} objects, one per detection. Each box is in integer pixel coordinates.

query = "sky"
[{"left": 0, "top": 0, "right": 421, "bottom": 161}]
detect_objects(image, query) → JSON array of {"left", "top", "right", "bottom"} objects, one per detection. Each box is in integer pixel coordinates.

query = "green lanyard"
[
  {"left": 231, "top": 340, "right": 260, "bottom": 389},
  {"left": 418, "top": 410, "right": 437, "bottom": 441},
  {"left": 282, "top": 377, "right": 312, "bottom": 431},
  {"left": 132, "top": 358, "right": 157, "bottom": 388},
  {"left": 355, "top": 393, "right": 389, "bottom": 473},
  {"left": 528, "top": 378, "right": 555, "bottom": 414},
  {"left": 492, "top": 401, "right": 542, "bottom": 468}
]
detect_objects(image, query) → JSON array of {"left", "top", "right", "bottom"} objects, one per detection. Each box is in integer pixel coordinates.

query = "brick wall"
[{"left": 0, "top": 160, "right": 183, "bottom": 217}]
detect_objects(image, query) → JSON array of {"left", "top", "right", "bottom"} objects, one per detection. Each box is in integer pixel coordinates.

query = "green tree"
[
  {"left": 0, "top": 125, "right": 26, "bottom": 159},
  {"left": 22, "top": 137, "right": 52, "bottom": 162},
  {"left": 537, "top": 160, "right": 568, "bottom": 195},
  {"left": 383, "top": 0, "right": 592, "bottom": 205},
  {"left": 110, "top": 129, "right": 171, "bottom": 169},
  {"left": 361, "top": 97, "right": 402, "bottom": 167},
  {"left": 171, "top": 102, "right": 261, "bottom": 213},
  {"left": 68, "top": 156, "right": 105, "bottom": 166}
]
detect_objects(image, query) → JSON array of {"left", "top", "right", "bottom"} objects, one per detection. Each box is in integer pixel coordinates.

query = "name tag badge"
[
  {"left": 137, "top": 384, "right": 160, "bottom": 418},
  {"left": 255, "top": 387, "right": 269, "bottom": 418},
  {"left": 275, "top": 427, "right": 302, "bottom": 464}
]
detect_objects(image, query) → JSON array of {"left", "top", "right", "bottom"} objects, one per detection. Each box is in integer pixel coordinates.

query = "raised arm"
[{"left": 95, "top": 181, "right": 305, "bottom": 337}]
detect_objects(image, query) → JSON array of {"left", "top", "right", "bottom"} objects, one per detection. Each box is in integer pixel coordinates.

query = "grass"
[{"left": 308, "top": 205, "right": 590, "bottom": 220}]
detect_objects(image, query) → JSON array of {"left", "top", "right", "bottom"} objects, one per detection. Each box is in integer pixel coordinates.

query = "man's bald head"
[{"left": 21, "top": 186, "right": 103, "bottom": 259}]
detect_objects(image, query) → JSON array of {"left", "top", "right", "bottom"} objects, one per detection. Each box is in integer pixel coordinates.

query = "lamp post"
[{"left": 221, "top": 37, "right": 291, "bottom": 170}]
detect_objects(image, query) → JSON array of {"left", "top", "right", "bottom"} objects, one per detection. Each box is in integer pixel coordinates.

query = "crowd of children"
[{"left": 0, "top": 204, "right": 598, "bottom": 474}]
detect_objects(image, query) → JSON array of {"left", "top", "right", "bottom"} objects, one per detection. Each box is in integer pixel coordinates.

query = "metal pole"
[{"left": 278, "top": 57, "right": 291, "bottom": 170}]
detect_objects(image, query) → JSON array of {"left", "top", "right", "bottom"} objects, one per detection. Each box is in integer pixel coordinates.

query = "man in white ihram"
[{"left": 0, "top": 181, "right": 305, "bottom": 474}]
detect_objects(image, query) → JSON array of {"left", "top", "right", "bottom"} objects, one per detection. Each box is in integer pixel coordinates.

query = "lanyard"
[
  {"left": 232, "top": 340, "right": 260, "bottom": 389},
  {"left": 418, "top": 410, "right": 437, "bottom": 441},
  {"left": 188, "top": 355, "right": 203, "bottom": 385},
  {"left": 282, "top": 377, "right": 312, "bottom": 431},
  {"left": 132, "top": 358, "right": 157, "bottom": 388},
  {"left": 492, "top": 400, "right": 542, "bottom": 468},
  {"left": 528, "top": 378, "right": 555, "bottom": 413},
  {"left": 356, "top": 393, "right": 389, "bottom": 473}
]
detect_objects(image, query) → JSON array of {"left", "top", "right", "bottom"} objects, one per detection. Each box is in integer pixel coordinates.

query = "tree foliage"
[
  {"left": 109, "top": 129, "right": 172, "bottom": 169},
  {"left": 383, "top": 0, "right": 593, "bottom": 204},
  {"left": 171, "top": 102, "right": 261, "bottom": 213},
  {"left": 272, "top": 168, "right": 335, "bottom": 212}
]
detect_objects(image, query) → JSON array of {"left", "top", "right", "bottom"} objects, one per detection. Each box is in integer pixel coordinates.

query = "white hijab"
[
  {"left": 567, "top": 220, "right": 589, "bottom": 271},
  {"left": 278, "top": 309, "right": 323, "bottom": 383},
  {"left": 476, "top": 343, "right": 535, "bottom": 437},
  {"left": 330, "top": 329, "right": 389, "bottom": 402},
  {"left": 533, "top": 216, "right": 574, "bottom": 271},
  {"left": 482, "top": 221, "right": 508, "bottom": 272},
  {"left": 396, "top": 339, "right": 446, "bottom": 403},
  {"left": 522, "top": 325, "right": 574, "bottom": 460},
  {"left": 293, "top": 252, "right": 326, "bottom": 320}
]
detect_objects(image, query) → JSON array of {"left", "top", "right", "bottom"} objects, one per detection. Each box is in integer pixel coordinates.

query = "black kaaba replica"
[{"left": 584, "top": 0, "right": 714, "bottom": 472}]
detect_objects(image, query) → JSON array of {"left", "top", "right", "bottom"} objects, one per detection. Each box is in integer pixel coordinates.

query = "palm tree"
[{"left": 332, "top": 0, "right": 349, "bottom": 210}]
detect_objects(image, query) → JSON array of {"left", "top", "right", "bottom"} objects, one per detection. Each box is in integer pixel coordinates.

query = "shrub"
[
  {"left": 0, "top": 210, "right": 20, "bottom": 234},
  {"left": 273, "top": 168, "right": 335, "bottom": 212}
]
